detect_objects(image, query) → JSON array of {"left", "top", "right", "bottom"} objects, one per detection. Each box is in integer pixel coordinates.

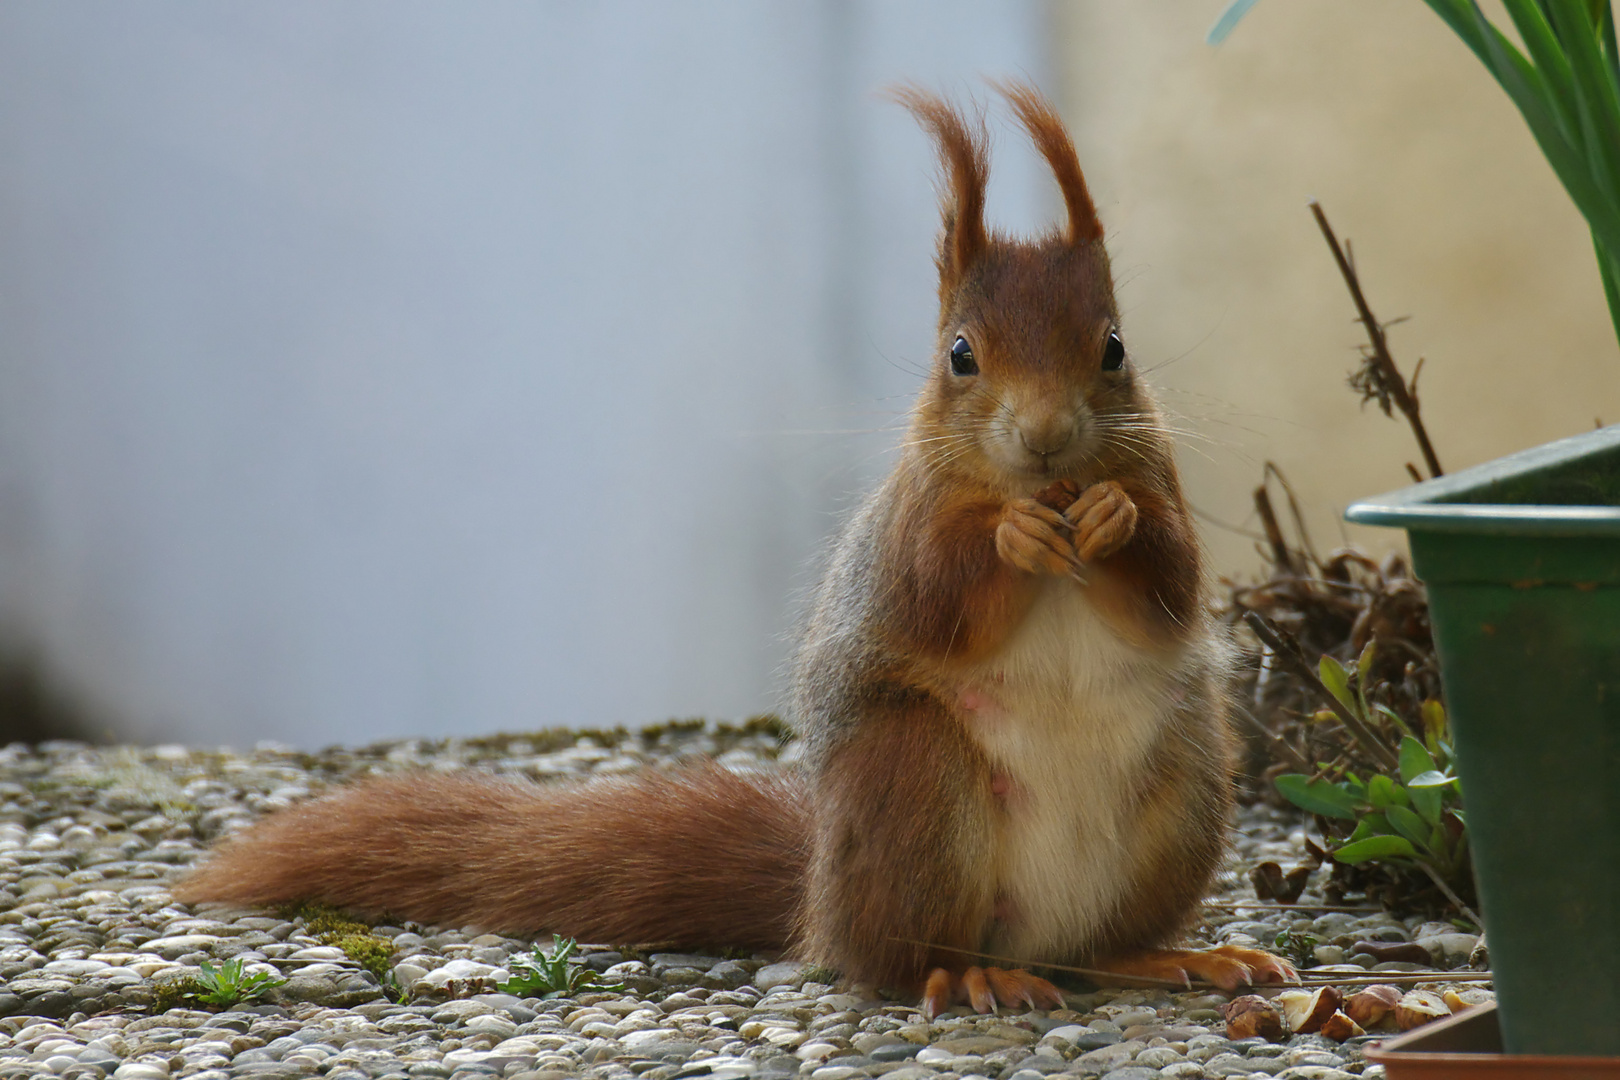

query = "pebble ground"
[{"left": 0, "top": 727, "right": 1491, "bottom": 1080}]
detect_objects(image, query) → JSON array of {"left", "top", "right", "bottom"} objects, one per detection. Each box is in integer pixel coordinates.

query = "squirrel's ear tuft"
[
  {"left": 993, "top": 79, "right": 1102, "bottom": 244},
  {"left": 889, "top": 84, "right": 990, "bottom": 286}
]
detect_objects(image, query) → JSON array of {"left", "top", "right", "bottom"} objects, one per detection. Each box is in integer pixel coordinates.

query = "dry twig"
[{"left": 1309, "top": 200, "right": 1444, "bottom": 479}]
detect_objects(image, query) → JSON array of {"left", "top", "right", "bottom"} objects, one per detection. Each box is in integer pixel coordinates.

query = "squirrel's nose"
[{"left": 1017, "top": 414, "right": 1074, "bottom": 457}]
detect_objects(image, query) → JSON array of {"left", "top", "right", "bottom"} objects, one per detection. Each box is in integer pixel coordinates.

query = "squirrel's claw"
[
  {"left": 986, "top": 965, "right": 1065, "bottom": 1011},
  {"left": 963, "top": 966, "right": 998, "bottom": 1014},
  {"left": 922, "top": 967, "right": 954, "bottom": 1020},
  {"left": 921, "top": 966, "right": 1066, "bottom": 1019}
]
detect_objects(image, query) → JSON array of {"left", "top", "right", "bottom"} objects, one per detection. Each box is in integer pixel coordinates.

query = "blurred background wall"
[
  {"left": 1, "top": 2, "right": 1615, "bottom": 748},
  {"left": 0, "top": 2, "right": 1055, "bottom": 746},
  {"left": 1060, "top": 0, "right": 1620, "bottom": 573}
]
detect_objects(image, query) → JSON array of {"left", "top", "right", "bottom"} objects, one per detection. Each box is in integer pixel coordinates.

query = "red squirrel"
[{"left": 175, "top": 83, "right": 1295, "bottom": 1016}]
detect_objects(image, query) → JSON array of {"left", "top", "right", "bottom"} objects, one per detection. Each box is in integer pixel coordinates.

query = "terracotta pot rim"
[{"left": 1367, "top": 1003, "right": 1620, "bottom": 1075}]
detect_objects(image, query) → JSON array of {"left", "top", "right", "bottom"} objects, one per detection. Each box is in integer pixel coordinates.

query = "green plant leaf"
[
  {"left": 1386, "top": 805, "right": 1433, "bottom": 850},
  {"left": 1318, "top": 656, "right": 1355, "bottom": 711},
  {"left": 190, "top": 956, "right": 284, "bottom": 1005},
  {"left": 1407, "top": 769, "right": 1457, "bottom": 788},
  {"left": 1374, "top": 704, "right": 1410, "bottom": 732},
  {"left": 1348, "top": 812, "right": 1392, "bottom": 843},
  {"left": 1411, "top": 783, "right": 1445, "bottom": 825},
  {"left": 1421, "top": 699, "right": 1448, "bottom": 756},
  {"left": 1399, "top": 735, "right": 1439, "bottom": 785},
  {"left": 1356, "top": 640, "right": 1377, "bottom": 682},
  {"left": 1429, "top": 820, "right": 1452, "bottom": 859},
  {"left": 1333, "top": 834, "right": 1418, "bottom": 865},
  {"left": 496, "top": 937, "right": 623, "bottom": 998},
  {"left": 1275, "top": 774, "right": 1361, "bottom": 819},
  {"left": 1368, "top": 773, "right": 1398, "bottom": 810}
]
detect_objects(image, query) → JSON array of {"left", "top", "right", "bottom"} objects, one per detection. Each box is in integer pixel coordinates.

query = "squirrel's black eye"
[
  {"left": 950, "top": 335, "right": 978, "bottom": 376},
  {"left": 1102, "top": 330, "right": 1126, "bottom": 372}
]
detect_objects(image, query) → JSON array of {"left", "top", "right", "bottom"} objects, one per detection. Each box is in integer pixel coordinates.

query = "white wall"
[{"left": 0, "top": 2, "right": 1055, "bottom": 747}]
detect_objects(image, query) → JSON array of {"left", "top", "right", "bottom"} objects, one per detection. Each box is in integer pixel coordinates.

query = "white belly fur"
[{"left": 962, "top": 579, "right": 1185, "bottom": 961}]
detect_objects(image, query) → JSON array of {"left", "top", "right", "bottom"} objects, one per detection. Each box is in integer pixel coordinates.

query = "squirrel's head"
[{"left": 895, "top": 82, "right": 1159, "bottom": 493}]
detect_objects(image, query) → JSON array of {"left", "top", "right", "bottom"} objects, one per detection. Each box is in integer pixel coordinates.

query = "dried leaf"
[{"left": 1249, "top": 861, "right": 1313, "bottom": 904}]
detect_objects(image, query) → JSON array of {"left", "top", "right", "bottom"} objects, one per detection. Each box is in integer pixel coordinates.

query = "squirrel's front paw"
[
  {"left": 1064, "top": 481, "right": 1138, "bottom": 562},
  {"left": 995, "top": 498, "right": 1084, "bottom": 580}
]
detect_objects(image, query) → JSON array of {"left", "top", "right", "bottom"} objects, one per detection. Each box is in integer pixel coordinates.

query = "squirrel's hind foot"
[
  {"left": 1093, "top": 945, "right": 1299, "bottom": 991},
  {"left": 921, "top": 965, "right": 1067, "bottom": 1019}
]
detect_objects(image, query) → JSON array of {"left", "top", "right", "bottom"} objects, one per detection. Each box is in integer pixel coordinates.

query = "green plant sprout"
[
  {"left": 495, "top": 937, "right": 624, "bottom": 999},
  {"left": 192, "top": 957, "right": 287, "bottom": 1006},
  {"left": 1272, "top": 928, "right": 1322, "bottom": 970},
  {"left": 1212, "top": 1, "right": 1620, "bottom": 353},
  {"left": 1272, "top": 643, "right": 1477, "bottom": 924}
]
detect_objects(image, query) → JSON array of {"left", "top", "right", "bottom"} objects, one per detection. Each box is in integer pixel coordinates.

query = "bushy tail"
[{"left": 173, "top": 764, "right": 810, "bottom": 950}]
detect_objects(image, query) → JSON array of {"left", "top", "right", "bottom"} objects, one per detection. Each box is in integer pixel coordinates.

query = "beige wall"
[{"left": 1056, "top": 2, "right": 1620, "bottom": 576}]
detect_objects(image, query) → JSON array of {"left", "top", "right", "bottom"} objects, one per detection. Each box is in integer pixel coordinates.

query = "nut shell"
[
  {"left": 1344, "top": 984, "right": 1402, "bottom": 1029},
  {"left": 1275, "top": 986, "right": 1342, "bottom": 1034},
  {"left": 1396, "top": 989, "right": 1451, "bottom": 1031},
  {"left": 1317, "top": 1010, "right": 1365, "bottom": 1041},
  {"left": 1443, "top": 987, "right": 1496, "bottom": 1014},
  {"left": 1223, "top": 994, "right": 1285, "bottom": 1041}
]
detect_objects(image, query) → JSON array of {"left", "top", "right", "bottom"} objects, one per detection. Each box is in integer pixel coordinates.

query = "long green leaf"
[
  {"left": 1501, "top": 0, "right": 1581, "bottom": 145},
  {"left": 1275, "top": 774, "right": 1362, "bottom": 820},
  {"left": 1549, "top": 4, "right": 1620, "bottom": 169},
  {"left": 1549, "top": 1, "right": 1620, "bottom": 263},
  {"left": 1207, "top": 0, "right": 1263, "bottom": 45},
  {"left": 1458, "top": 2, "right": 1620, "bottom": 274},
  {"left": 1423, "top": 1, "right": 1620, "bottom": 259},
  {"left": 1334, "top": 834, "right": 1418, "bottom": 865},
  {"left": 1602, "top": 2, "right": 1620, "bottom": 91},
  {"left": 1595, "top": 232, "right": 1620, "bottom": 346}
]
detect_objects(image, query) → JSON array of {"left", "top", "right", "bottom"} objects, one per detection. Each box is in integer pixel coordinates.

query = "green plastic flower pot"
[{"left": 1346, "top": 424, "right": 1620, "bottom": 1057}]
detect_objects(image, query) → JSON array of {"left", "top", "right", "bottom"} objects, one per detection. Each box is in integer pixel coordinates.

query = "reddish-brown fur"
[
  {"left": 888, "top": 85, "right": 990, "bottom": 290},
  {"left": 799, "top": 694, "right": 998, "bottom": 990},
  {"left": 175, "top": 766, "right": 808, "bottom": 951},
  {"left": 994, "top": 79, "right": 1103, "bottom": 243},
  {"left": 177, "top": 82, "right": 1293, "bottom": 1009}
]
